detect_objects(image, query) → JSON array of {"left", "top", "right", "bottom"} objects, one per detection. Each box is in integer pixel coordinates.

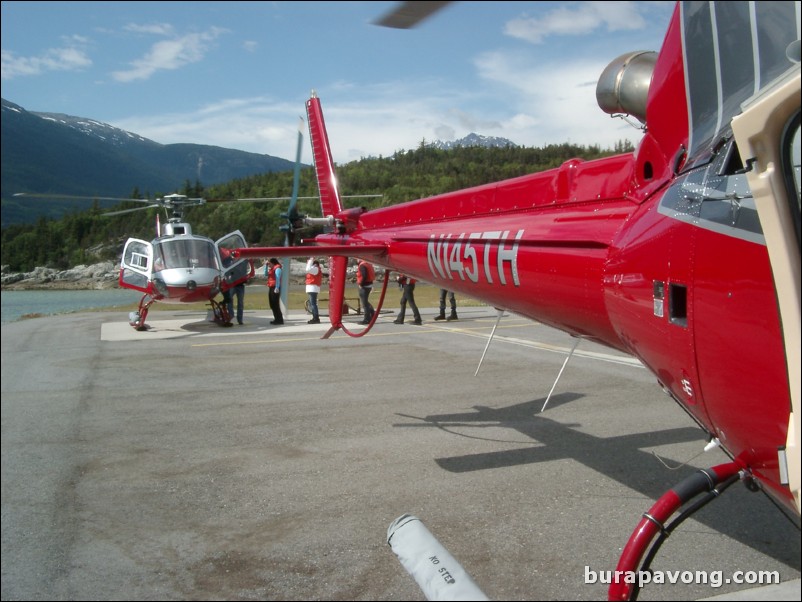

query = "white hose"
[{"left": 387, "top": 514, "right": 490, "bottom": 601}]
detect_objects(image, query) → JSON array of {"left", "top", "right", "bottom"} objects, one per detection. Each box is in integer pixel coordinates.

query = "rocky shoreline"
[
  {"left": 1, "top": 262, "right": 121, "bottom": 291},
  {"left": 0, "top": 260, "right": 320, "bottom": 291}
]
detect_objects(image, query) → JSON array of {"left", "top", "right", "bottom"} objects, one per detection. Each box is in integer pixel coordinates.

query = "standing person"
[
  {"left": 305, "top": 257, "right": 322, "bottom": 324},
  {"left": 357, "top": 259, "right": 375, "bottom": 325},
  {"left": 393, "top": 273, "right": 422, "bottom": 325},
  {"left": 266, "top": 257, "right": 284, "bottom": 325},
  {"left": 227, "top": 281, "right": 246, "bottom": 325},
  {"left": 435, "top": 289, "right": 458, "bottom": 321}
]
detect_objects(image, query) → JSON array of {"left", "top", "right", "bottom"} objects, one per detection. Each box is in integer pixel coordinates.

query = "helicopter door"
[
  {"left": 732, "top": 65, "right": 800, "bottom": 515},
  {"left": 120, "top": 238, "right": 153, "bottom": 292},
  {"left": 216, "top": 231, "right": 253, "bottom": 286}
]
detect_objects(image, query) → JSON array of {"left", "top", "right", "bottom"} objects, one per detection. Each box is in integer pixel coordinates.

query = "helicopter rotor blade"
[
  {"left": 374, "top": 1, "right": 453, "bottom": 29},
  {"left": 13, "top": 192, "right": 155, "bottom": 203},
  {"left": 13, "top": 192, "right": 165, "bottom": 218},
  {"left": 204, "top": 196, "right": 319, "bottom": 204},
  {"left": 206, "top": 195, "right": 381, "bottom": 203},
  {"left": 100, "top": 204, "right": 161, "bottom": 217},
  {"left": 286, "top": 116, "right": 306, "bottom": 248}
]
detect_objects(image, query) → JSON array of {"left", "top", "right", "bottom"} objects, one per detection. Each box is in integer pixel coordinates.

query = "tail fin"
[
  {"left": 307, "top": 91, "right": 346, "bottom": 338},
  {"left": 304, "top": 93, "right": 388, "bottom": 339},
  {"left": 306, "top": 91, "right": 343, "bottom": 218}
]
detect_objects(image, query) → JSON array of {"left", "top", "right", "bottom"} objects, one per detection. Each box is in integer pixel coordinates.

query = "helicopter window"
[
  {"left": 130, "top": 253, "right": 149, "bottom": 270},
  {"left": 153, "top": 247, "right": 166, "bottom": 271},
  {"left": 783, "top": 111, "right": 801, "bottom": 249},
  {"left": 216, "top": 232, "right": 247, "bottom": 270},
  {"left": 219, "top": 245, "right": 234, "bottom": 268},
  {"left": 218, "top": 232, "right": 246, "bottom": 250},
  {"left": 123, "top": 241, "right": 151, "bottom": 271},
  {"left": 191, "top": 240, "right": 217, "bottom": 268},
  {"left": 154, "top": 238, "right": 217, "bottom": 269},
  {"left": 153, "top": 241, "right": 179, "bottom": 269}
]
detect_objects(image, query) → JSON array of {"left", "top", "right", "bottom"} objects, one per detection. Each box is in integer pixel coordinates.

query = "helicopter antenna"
[{"left": 474, "top": 308, "right": 505, "bottom": 376}]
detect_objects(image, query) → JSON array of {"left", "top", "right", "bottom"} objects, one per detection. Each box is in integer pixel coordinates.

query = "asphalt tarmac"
[{"left": 2, "top": 305, "right": 800, "bottom": 601}]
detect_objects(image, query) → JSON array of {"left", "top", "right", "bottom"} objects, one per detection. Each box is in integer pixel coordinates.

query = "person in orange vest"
[
  {"left": 393, "top": 273, "right": 422, "bottom": 325},
  {"left": 266, "top": 257, "right": 284, "bottom": 325},
  {"left": 305, "top": 257, "right": 322, "bottom": 324},
  {"left": 356, "top": 259, "right": 376, "bottom": 325}
]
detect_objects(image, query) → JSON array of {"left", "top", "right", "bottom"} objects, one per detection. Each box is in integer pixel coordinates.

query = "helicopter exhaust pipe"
[
  {"left": 596, "top": 50, "right": 657, "bottom": 124},
  {"left": 387, "top": 514, "right": 489, "bottom": 601},
  {"left": 304, "top": 215, "right": 335, "bottom": 228}
]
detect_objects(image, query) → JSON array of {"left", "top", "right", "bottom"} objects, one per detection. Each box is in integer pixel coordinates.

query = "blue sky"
[{"left": 2, "top": 1, "right": 677, "bottom": 165}]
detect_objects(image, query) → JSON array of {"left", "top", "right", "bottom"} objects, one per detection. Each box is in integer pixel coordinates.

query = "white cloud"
[
  {"left": 111, "top": 96, "right": 302, "bottom": 156},
  {"left": 434, "top": 124, "right": 456, "bottom": 141},
  {"left": 123, "top": 22, "right": 175, "bottom": 36},
  {"left": 505, "top": 1, "right": 647, "bottom": 44},
  {"left": 448, "top": 107, "right": 502, "bottom": 133},
  {"left": 473, "top": 49, "right": 640, "bottom": 149},
  {"left": 111, "top": 27, "right": 227, "bottom": 82},
  {"left": 109, "top": 67, "right": 639, "bottom": 167},
  {"left": 1, "top": 44, "right": 92, "bottom": 79}
]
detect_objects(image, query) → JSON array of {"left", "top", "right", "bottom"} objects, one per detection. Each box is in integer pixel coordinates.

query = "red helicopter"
[{"left": 234, "top": 1, "right": 800, "bottom": 599}]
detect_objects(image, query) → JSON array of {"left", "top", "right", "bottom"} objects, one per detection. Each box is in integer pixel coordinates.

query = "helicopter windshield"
[{"left": 153, "top": 238, "right": 217, "bottom": 271}]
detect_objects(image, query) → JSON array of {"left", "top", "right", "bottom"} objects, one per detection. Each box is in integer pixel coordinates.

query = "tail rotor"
[
  {"left": 280, "top": 117, "right": 306, "bottom": 248},
  {"left": 277, "top": 117, "right": 307, "bottom": 312}
]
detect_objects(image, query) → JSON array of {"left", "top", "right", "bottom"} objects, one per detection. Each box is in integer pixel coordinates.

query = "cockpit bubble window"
[{"left": 154, "top": 239, "right": 217, "bottom": 270}]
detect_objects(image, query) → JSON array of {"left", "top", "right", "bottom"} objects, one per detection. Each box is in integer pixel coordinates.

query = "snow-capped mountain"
[
  {"left": 1, "top": 98, "right": 297, "bottom": 225},
  {"left": 427, "top": 132, "right": 519, "bottom": 150}
]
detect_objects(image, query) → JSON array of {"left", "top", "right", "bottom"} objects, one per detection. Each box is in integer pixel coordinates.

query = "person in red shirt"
[{"left": 357, "top": 259, "right": 376, "bottom": 325}]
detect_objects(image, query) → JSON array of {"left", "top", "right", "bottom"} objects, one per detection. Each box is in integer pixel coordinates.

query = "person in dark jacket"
[
  {"left": 266, "top": 257, "right": 283, "bottom": 325},
  {"left": 393, "top": 274, "right": 422, "bottom": 325},
  {"left": 435, "top": 289, "right": 458, "bottom": 321},
  {"left": 227, "top": 281, "right": 246, "bottom": 325}
]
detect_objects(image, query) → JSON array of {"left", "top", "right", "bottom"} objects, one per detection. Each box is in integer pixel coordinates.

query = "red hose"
[{"left": 608, "top": 461, "right": 742, "bottom": 600}]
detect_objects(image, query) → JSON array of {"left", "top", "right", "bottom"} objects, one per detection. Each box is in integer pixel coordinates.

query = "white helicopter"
[{"left": 113, "top": 193, "right": 254, "bottom": 330}]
